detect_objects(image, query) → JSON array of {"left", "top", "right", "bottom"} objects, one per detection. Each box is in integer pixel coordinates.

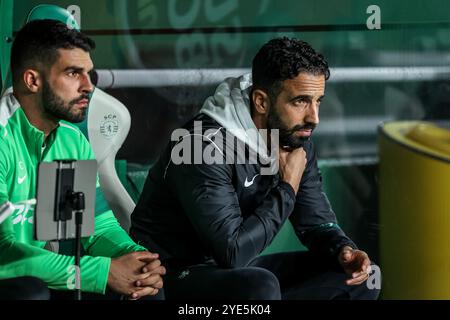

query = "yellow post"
[{"left": 379, "top": 121, "right": 450, "bottom": 299}]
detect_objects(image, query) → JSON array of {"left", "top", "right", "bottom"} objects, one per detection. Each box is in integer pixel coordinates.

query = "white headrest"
[{"left": 87, "top": 88, "right": 131, "bottom": 163}]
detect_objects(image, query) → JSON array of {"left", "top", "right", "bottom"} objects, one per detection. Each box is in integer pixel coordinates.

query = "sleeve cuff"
[
  {"left": 331, "top": 240, "right": 358, "bottom": 257},
  {"left": 278, "top": 180, "right": 296, "bottom": 200},
  {"left": 93, "top": 257, "right": 111, "bottom": 294}
]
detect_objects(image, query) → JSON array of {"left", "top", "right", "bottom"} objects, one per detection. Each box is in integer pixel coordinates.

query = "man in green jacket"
[{"left": 0, "top": 19, "right": 165, "bottom": 300}]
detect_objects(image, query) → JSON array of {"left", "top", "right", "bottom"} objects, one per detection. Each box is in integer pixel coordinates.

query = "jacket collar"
[{"left": 3, "top": 92, "right": 60, "bottom": 161}]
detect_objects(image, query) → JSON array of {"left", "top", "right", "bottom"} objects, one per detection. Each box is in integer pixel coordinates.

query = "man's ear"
[
  {"left": 22, "top": 69, "right": 42, "bottom": 93},
  {"left": 251, "top": 89, "right": 270, "bottom": 116}
]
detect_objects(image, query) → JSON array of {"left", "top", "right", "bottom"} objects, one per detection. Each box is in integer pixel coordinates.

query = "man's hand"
[
  {"left": 130, "top": 253, "right": 166, "bottom": 300},
  {"left": 338, "top": 246, "right": 372, "bottom": 286},
  {"left": 279, "top": 147, "right": 307, "bottom": 194},
  {"left": 107, "top": 251, "right": 164, "bottom": 299}
]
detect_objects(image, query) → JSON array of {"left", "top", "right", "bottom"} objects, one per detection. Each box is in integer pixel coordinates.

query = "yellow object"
[{"left": 379, "top": 121, "right": 450, "bottom": 299}]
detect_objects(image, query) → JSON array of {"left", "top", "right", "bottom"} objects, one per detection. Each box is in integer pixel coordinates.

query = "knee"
[{"left": 235, "top": 267, "right": 281, "bottom": 300}]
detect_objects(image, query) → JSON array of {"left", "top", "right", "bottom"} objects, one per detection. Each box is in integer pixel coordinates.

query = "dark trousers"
[
  {"left": 163, "top": 251, "right": 380, "bottom": 300},
  {"left": 0, "top": 277, "right": 50, "bottom": 300}
]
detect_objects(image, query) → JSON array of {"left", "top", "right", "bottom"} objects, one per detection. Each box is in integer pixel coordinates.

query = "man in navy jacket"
[{"left": 131, "top": 37, "right": 380, "bottom": 300}]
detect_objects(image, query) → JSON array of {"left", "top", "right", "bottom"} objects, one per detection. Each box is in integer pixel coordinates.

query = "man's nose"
[
  {"left": 305, "top": 103, "right": 319, "bottom": 125},
  {"left": 80, "top": 73, "right": 94, "bottom": 94}
]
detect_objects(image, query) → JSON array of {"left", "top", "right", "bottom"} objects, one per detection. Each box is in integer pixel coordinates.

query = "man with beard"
[
  {"left": 131, "top": 37, "right": 380, "bottom": 300},
  {"left": 0, "top": 20, "right": 165, "bottom": 300}
]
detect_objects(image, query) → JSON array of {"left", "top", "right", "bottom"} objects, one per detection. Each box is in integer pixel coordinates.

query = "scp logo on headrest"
[{"left": 100, "top": 114, "right": 119, "bottom": 139}]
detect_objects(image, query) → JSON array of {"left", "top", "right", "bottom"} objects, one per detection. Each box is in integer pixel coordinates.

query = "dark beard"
[
  {"left": 267, "top": 105, "right": 316, "bottom": 150},
  {"left": 42, "top": 79, "right": 88, "bottom": 123}
]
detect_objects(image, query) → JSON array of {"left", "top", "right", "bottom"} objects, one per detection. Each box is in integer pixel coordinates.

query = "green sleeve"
[
  {"left": 0, "top": 145, "right": 111, "bottom": 293},
  {"left": 0, "top": 225, "right": 111, "bottom": 293},
  {"left": 0, "top": 128, "right": 144, "bottom": 294},
  {"left": 82, "top": 210, "right": 147, "bottom": 258}
]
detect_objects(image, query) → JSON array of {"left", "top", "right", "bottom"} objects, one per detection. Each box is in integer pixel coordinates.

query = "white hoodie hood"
[{"left": 199, "top": 73, "right": 272, "bottom": 162}]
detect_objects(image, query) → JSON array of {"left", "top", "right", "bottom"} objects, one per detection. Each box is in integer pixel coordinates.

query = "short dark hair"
[
  {"left": 252, "top": 37, "right": 330, "bottom": 101},
  {"left": 10, "top": 19, "right": 95, "bottom": 85}
]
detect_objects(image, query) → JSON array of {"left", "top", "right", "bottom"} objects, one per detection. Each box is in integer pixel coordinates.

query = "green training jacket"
[{"left": 0, "top": 92, "right": 146, "bottom": 293}]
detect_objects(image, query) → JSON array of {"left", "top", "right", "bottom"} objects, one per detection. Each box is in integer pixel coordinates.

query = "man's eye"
[
  {"left": 68, "top": 72, "right": 78, "bottom": 77},
  {"left": 293, "top": 99, "right": 307, "bottom": 106}
]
